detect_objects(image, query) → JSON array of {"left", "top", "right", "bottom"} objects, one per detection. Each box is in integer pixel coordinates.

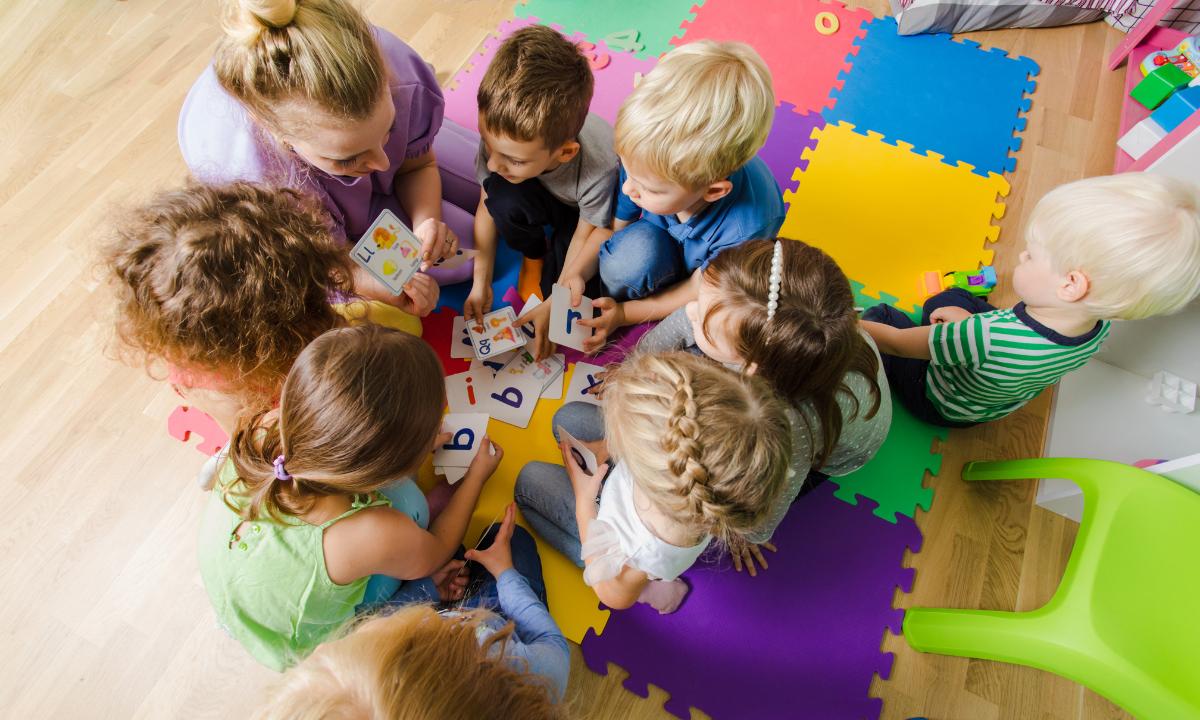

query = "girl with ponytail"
[
  {"left": 179, "top": 0, "right": 482, "bottom": 303},
  {"left": 515, "top": 352, "right": 792, "bottom": 614}
]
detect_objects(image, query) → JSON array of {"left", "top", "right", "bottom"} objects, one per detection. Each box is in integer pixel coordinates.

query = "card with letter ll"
[{"left": 350, "top": 209, "right": 423, "bottom": 295}]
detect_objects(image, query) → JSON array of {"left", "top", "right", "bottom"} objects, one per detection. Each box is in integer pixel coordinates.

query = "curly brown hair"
[{"left": 102, "top": 180, "right": 355, "bottom": 410}]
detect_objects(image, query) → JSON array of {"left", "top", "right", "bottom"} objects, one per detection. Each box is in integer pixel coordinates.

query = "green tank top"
[{"left": 197, "top": 459, "right": 390, "bottom": 671}]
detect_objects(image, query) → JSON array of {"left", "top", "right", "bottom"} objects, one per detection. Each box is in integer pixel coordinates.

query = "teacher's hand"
[{"left": 414, "top": 218, "right": 459, "bottom": 271}]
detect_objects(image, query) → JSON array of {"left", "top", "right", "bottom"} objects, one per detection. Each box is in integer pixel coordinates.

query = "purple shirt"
[{"left": 178, "top": 27, "right": 445, "bottom": 243}]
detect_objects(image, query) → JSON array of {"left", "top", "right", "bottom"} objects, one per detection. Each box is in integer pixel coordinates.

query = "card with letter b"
[
  {"left": 432, "top": 413, "right": 490, "bottom": 468},
  {"left": 350, "top": 209, "right": 423, "bottom": 295},
  {"left": 549, "top": 283, "right": 594, "bottom": 351},
  {"left": 467, "top": 307, "right": 527, "bottom": 359}
]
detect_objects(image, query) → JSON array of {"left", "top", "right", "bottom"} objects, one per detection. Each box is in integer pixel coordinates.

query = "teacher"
[{"left": 179, "top": 0, "right": 480, "bottom": 309}]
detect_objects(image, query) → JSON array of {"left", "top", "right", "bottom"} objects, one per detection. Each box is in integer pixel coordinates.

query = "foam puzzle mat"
[{"left": 515, "top": 0, "right": 698, "bottom": 58}]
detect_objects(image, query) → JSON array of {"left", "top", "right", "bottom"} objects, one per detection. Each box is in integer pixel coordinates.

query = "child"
[
  {"left": 638, "top": 239, "right": 891, "bottom": 572},
  {"left": 514, "top": 352, "right": 792, "bottom": 614},
  {"left": 581, "top": 40, "right": 784, "bottom": 352},
  {"left": 103, "top": 181, "right": 433, "bottom": 434},
  {"left": 200, "top": 324, "right": 503, "bottom": 671},
  {"left": 254, "top": 504, "right": 569, "bottom": 718},
  {"left": 861, "top": 173, "right": 1200, "bottom": 427},
  {"left": 466, "top": 25, "right": 619, "bottom": 354}
]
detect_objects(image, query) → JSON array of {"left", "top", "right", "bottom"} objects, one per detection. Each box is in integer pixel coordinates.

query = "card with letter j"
[{"left": 350, "top": 209, "right": 423, "bottom": 295}]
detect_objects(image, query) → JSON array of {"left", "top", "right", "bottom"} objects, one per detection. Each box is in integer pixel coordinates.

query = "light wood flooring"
[{"left": 0, "top": 1, "right": 1134, "bottom": 717}]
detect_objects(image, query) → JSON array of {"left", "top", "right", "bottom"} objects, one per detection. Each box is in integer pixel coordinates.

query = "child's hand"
[
  {"left": 464, "top": 283, "right": 493, "bottom": 328},
  {"left": 930, "top": 306, "right": 972, "bottom": 324},
  {"left": 730, "top": 539, "right": 777, "bottom": 577},
  {"left": 530, "top": 307, "right": 555, "bottom": 360},
  {"left": 399, "top": 272, "right": 440, "bottom": 317},
  {"left": 579, "top": 298, "right": 625, "bottom": 353},
  {"left": 562, "top": 439, "right": 605, "bottom": 503},
  {"left": 560, "top": 274, "right": 588, "bottom": 307},
  {"left": 430, "top": 559, "right": 469, "bottom": 601},
  {"left": 464, "top": 503, "right": 516, "bottom": 578},
  {"left": 585, "top": 370, "right": 608, "bottom": 398},
  {"left": 467, "top": 436, "right": 504, "bottom": 480},
  {"left": 414, "top": 218, "right": 460, "bottom": 271}
]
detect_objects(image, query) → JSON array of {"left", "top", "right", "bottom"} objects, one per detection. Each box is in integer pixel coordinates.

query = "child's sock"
[{"left": 637, "top": 578, "right": 690, "bottom": 614}]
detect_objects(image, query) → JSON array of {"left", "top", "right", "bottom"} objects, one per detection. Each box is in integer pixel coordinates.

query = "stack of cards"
[
  {"left": 432, "top": 413, "right": 490, "bottom": 484},
  {"left": 466, "top": 307, "right": 527, "bottom": 359},
  {"left": 445, "top": 348, "right": 566, "bottom": 429},
  {"left": 349, "top": 210, "right": 423, "bottom": 295}
]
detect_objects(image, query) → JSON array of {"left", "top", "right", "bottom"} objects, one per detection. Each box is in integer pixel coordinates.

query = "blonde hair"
[
  {"left": 478, "top": 25, "right": 594, "bottom": 150},
  {"left": 215, "top": 0, "right": 385, "bottom": 132},
  {"left": 1025, "top": 173, "right": 1200, "bottom": 320},
  {"left": 254, "top": 605, "right": 565, "bottom": 720},
  {"left": 615, "top": 40, "right": 774, "bottom": 190},
  {"left": 603, "top": 352, "right": 792, "bottom": 545},
  {"left": 228, "top": 324, "right": 445, "bottom": 523}
]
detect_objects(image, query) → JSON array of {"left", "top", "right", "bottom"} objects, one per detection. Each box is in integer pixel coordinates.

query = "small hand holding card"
[
  {"left": 559, "top": 426, "right": 598, "bottom": 475},
  {"left": 549, "top": 283, "right": 596, "bottom": 352},
  {"left": 432, "top": 413, "right": 490, "bottom": 484},
  {"left": 564, "top": 362, "right": 606, "bottom": 406},
  {"left": 467, "top": 307, "right": 527, "bottom": 359},
  {"left": 350, "top": 210, "right": 423, "bottom": 295}
]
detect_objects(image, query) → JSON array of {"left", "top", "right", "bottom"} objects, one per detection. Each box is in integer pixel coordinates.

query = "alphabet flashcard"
[
  {"left": 434, "top": 465, "right": 468, "bottom": 485},
  {"left": 485, "top": 365, "right": 545, "bottom": 428},
  {"left": 445, "top": 369, "right": 493, "bottom": 414},
  {"left": 350, "top": 209, "right": 423, "bottom": 295},
  {"left": 564, "top": 362, "right": 605, "bottom": 406},
  {"left": 467, "top": 306, "right": 527, "bottom": 359},
  {"left": 432, "top": 413, "right": 490, "bottom": 468},
  {"left": 559, "top": 426, "right": 598, "bottom": 475},
  {"left": 450, "top": 316, "right": 475, "bottom": 359},
  {"left": 548, "top": 283, "right": 594, "bottom": 351},
  {"left": 514, "top": 293, "right": 543, "bottom": 341},
  {"left": 500, "top": 349, "right": 565, "bottom": 394}
]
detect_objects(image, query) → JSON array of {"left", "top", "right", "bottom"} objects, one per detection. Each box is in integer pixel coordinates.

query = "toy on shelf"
[
  {"left": 1150, "top": 85, "right": 1200, "bottom": 133},
  {"left": 1130, "top": 63, "right": 1192, "bottom": 110},
  {"left": 1139, "top": 35, "right": 1200, "bottom": 79},
  {"left": 1146, "top": 370, "right": 1197, "bottom": 414},
  {"left": 1118, "top": 117, "right": 1169, "bottom": 159},
  {"left": 922, "top": 266, "right": 996, "bottom": 298}
]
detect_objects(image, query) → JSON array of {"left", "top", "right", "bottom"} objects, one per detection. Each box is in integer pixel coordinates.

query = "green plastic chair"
[{"left": 903, "top": 458, "right": 1200, "bottom": 719}]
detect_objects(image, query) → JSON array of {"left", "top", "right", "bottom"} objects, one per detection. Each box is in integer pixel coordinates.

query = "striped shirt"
[{"left": 926, "top": 304, "right": 1109, "bottom": 423}]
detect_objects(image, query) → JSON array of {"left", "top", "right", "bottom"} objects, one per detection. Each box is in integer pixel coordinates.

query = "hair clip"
[
  {"left": 767, "top": 240, "right": 783, "bottom": 321},
  {"left": 273, "top": 455, "right": 292, "bottom": 482}
]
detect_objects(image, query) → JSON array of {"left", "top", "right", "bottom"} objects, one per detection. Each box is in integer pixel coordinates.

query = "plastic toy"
[
  {"left": 815, "top": 11, "right": 840, "bottom": 35},
  {"left": 1146, "top": 370, "right": 1197, "bottom": 414},
  {"left": 1139, "top": 35, "right": 1200, "bottom": 78},
  {"left": 904, "top": 458, "right": 1200, "bottom": 719},
  {"left": 1130, "top": 63, "right": 1191, "bottom": 110},
  {"left": 1118, "top": 116, "right": 1169, "bottom": 159},
  {"left": 1149, "top": 85, "right": 1200, "bottom": 133},
  {"left": 167, "top": 405, "right": 228, "bottom": 456},
  {"left": 922, "top": 265, "right": 996, "bottom": 298}
]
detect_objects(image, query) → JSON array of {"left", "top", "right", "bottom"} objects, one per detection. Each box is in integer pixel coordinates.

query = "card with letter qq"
[
  {"left": 467, "top": 306, "right": 527, "bottom": 359},
  {"left": 350, "top": 209, "right": 423, "bottom": 295},
  {"left": 432, "top": 413, "right": 490, "bottom": 468},
  {"left": 549, "top": 283, "right": 594, "bottom": 351}
]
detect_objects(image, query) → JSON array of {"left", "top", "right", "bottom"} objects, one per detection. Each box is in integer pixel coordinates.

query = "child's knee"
[
  {"left": 552, "top": 402, "right": 604, "bottom": 443},
  {"left": 599, "top": 223, "right": 682, "bottom": 300}
]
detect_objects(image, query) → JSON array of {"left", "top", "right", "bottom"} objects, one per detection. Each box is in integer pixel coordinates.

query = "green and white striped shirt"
[{"left": 926, "top": 304, "right": 1109, "bottom": 423}]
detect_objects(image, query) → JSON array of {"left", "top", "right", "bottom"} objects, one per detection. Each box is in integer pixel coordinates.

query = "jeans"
[
  {"left": 598, "top": 219, "right": 690, "bottom": 300},
  {"left": 862, "top": 288, "right": 993, "bottom": 429},
  {"left": 514, "top": 402, "right": 607, "bottom": 568}
]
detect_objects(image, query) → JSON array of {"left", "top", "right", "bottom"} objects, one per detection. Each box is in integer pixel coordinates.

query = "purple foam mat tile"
[
  {"left": 580, "top": 482, "right": 922, "bottom": 720},
  {"left": 760, "top": 102, "right": 824, "bottom": 195}
]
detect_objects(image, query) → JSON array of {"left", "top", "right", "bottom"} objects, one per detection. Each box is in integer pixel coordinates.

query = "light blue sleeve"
[
  {"left": 636, "top": 306, "right": 696, "bottom": 355},
  {"left": 495, "top": 569, "right": 570, "bottom": 702}
]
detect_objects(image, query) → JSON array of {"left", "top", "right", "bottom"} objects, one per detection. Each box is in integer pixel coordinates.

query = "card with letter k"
[{"left": 432, "top": 413, "right": 490, "bottom": 468}]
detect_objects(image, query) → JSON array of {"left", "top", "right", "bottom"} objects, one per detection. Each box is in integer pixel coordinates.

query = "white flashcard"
[
  {"left": 541, "top": 354, "right": 565, "bottom": 399},
  {"left": 435, "top": 465, "right": 468, "bottom": 485},
  {"left": 559, "top": 426, "right": 598, "bottom": 475},
  {"left": 450, "top": 316, "right": 475, "bottom": 359},
  {"left": 564, "top": 362, "right": 605, "bottom": 406},
  {"left": 514, "top": 293, "right": 544, "bottom": 341},
  {"left": 445, "top": 369, "right": 493, "bottom": 414},
  {"left": 483, "top": 366, "right": 545, "bottom": 429},
  {"left": 473, "top": 350, "right": 516, "bottom": 376},
  {"left": 436, "top": 248, "right": 477, "bottom": 271},
  {"left": 548, "top": 283, "right": 594, "bottom": 351},
  {"left": 432, "top": 413, "right": 490, "bottom": 468},
  {"left": 500, "top": 349, "right": 565, "bottom": 393},
  {"left": 467, "top": 306, "right": 527, "bottom": 359},
  {"left": 350, "top": 209, "right": 422, "bottom": 295}
]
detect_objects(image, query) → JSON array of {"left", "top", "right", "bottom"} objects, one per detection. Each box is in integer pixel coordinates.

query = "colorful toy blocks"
[
  {"left": 1150, "top": 85, "right": 1200, "bottom": 133},
  {"left": 1118, "top": 116, "right": 1170, "bottom": 159},
  {"left": 1131, "top": 63, "right": 1192, "bottom": 110},
  {"left": 922, "top": 266, "right": 996, "bottom": 298}
]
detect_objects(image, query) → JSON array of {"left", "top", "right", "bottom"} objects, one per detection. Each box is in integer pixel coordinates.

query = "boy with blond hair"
[
  {"left": 577, "top": 40, "right": 784, "bottom": 351},
  {"left": 862, "top": 173, "right": 1200, "bottom": 427},
  {"left": 465, "top": 25, "right": 618, "bottom": 351}
]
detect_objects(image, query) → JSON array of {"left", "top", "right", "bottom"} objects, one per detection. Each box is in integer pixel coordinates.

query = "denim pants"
[
  {"left": 514, "top": 402, "right": 606, "bottom": 568},
  {"left": 862, "top": 288, "right": 993, "bottom": 429},
  {"left": 597, "top": 219, "right": 690, "bottom": 300}
]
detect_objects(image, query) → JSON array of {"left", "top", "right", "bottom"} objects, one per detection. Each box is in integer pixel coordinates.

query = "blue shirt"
[
  {"left": 474, "top": 570, "right": 570, "bottom": 702},
  {"left": 614, "top": 156, "right": 786, "bottom": 269}
]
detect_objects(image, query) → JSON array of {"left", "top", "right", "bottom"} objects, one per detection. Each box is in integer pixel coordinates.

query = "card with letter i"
[
  {"left": 350, "top": 209, "right": 423, "bottom": 295},
  {"left": 467, "top": 306, "right": 527, "bottom": 358}
]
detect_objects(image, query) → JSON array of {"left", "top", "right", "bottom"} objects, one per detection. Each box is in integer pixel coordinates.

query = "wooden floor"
[{"left": 0, "top": 1, "right": 1133, "bottom": 717}]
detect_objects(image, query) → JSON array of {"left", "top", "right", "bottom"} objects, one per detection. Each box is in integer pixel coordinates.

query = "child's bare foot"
[{"left": 637, "top": 578, "right": 690, "bottom": 614}]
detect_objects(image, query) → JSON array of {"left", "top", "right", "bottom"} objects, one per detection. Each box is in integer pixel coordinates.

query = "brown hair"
[
  {"left": 477, "top": 25, "right": 594, "bottom": 150},
  {"left": 254, "top": 605, "right": 565, "bottom": 720},
  {"left": 702, "top": 239, "right": 883, "bottom": 468},
  {"left": 228, "top": 324, "right": 445, "bottom": 522},
  {"left": 102, "top": 181, "right": 354, "bottom": 410},
  {"left": 214, "top": 0, "right": 386, "bottom": 133},
  {"left": 604, "top": 352, "right": 792, "bottom": 546}
]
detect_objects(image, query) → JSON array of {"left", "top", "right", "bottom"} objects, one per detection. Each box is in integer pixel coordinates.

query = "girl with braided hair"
[{"left": 515, "top": 351, "right": 792, "bottom": 614}]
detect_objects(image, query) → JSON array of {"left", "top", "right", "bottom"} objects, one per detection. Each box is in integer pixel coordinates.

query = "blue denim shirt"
[{"left": 614, "top": 155, "right": 786, "bottom": 269}]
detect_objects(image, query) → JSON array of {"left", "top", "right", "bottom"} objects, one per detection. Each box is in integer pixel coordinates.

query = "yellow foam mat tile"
[{"left": 782, "top": 121, "right": 1008, "bottom": 310}]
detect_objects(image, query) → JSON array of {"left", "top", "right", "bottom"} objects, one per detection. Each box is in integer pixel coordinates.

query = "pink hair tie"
[{"left": 273, "top": 455, "right": 292, "bottom": 482}]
